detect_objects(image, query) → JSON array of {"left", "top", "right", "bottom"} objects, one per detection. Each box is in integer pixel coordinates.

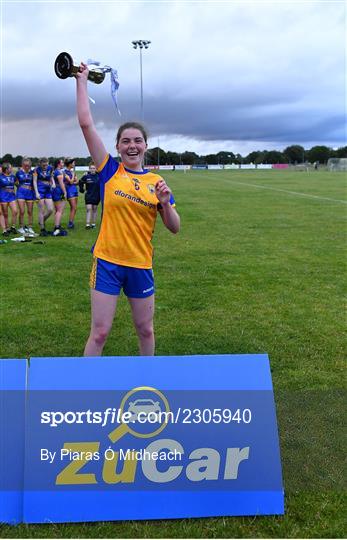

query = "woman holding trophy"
[{"left": 74, "top": 62, "right": 180, "bottom": 357}]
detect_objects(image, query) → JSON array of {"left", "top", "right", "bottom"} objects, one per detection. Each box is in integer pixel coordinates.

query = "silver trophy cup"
[{"left": 54, "top": 52, "right": 105, "bottom": 84}]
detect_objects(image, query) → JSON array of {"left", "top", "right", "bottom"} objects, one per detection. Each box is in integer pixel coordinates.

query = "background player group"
[{"left": 0, "top": 158, "right": 100, "bottom": 237}]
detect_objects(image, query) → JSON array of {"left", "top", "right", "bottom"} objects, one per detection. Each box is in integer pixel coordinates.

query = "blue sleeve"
[
  {"left": 97, "top": 154, "right": 119, "bottom": 184},
  {"left": 157, "top": 193, "right": 176, "bottom": 210}
]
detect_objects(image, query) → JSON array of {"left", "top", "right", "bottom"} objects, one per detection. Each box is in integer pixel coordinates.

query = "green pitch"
[{"left": 0, "top": 169, "right": 345, "bottom": 537}]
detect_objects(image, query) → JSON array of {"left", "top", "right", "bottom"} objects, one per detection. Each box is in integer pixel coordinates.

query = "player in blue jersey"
[
  {"left": 0, "top": 164, "right": 4, "bottom": 232},
  {"left": 52, "top": 159, "right": 68, "bottom": 236},
  {"left": 0, "top": 164, "right": 5, "bottom": 233},
  {"left": 0, "top": 163, "right": 18, "bottom": 236},
  {"left": 64, "top": 158, "right": 79, "bottom": 229},
  {"left": 79, "top": 163, "right": 100, "bottom": 229},
  {"left": 0, "top": 207, "right": 4, "bottom": 233},
  {"left": 15, "top": 158, "right": 36, "bottom": 234},
  {"left": 33, "top": 158, "right": 55, "bottom": 236}
]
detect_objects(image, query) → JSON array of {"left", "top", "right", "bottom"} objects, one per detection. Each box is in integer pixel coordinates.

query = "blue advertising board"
[
  {"left": 0, "top": 354, "right": 284, "bottom": 523},
  {"left": 0, "top": 359, "right": 27, "bottom": 524}
]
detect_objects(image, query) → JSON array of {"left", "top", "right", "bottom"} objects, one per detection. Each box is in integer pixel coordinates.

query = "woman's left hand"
[{"left": 155, "top": 179, "right": 171, "bottom": 205}]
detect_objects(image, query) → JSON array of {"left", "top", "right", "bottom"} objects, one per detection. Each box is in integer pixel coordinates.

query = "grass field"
[{"left": 0, "top": 169, "right": 346, "bottom": 538}]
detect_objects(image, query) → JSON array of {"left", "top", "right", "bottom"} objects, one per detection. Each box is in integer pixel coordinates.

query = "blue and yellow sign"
[{"left": 0, "top": 354, "right": 284, "bottom": 523}]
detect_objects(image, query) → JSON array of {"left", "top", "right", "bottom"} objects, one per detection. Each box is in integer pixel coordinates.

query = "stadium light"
[{"left": 132, "top": 40, "right": 151, "bottom": 122}]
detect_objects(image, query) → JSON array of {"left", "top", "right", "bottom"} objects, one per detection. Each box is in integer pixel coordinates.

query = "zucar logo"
[{"left": 55, "top": 386, "right": 250, "bottom": 486}]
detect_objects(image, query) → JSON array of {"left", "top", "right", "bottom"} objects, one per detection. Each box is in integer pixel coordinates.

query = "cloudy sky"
[{"left": 1, "top": 0, "right": 346, "bottom": 157}]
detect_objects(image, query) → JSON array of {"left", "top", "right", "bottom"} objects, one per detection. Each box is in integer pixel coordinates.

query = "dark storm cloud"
[
  {"left": 144, "top": 97, "right": 345, "bottom": 144},
  {"left": 2, "top": 1, "right": 345, "bottom": 154},
  {"left": 3, "top": 79, "right": 345, "bottom": 146}
]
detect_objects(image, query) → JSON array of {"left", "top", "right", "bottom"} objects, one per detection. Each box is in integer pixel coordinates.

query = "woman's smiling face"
[{"left": 116, "top": 128, "right": 147, "bottom": 170}]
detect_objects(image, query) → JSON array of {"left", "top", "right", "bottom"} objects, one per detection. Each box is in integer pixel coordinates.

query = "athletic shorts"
[
  {"left": 0, "top": 190, "right": 16, "bottom": 203},
  {"left": 52, "top": 186, "right": 65, "bottom": 203},
  {"left": 90, "top": 257, "right": 155, "bottom": 298},
  {"left": 85, "top": 194, "right": 100, "bottom": 206},
  {"left": 17, "top": 187, "right": 35, "bottom": 201},
  {"left": 37, "top": 182, "right": 52, "bottom": 200},
  {"left": 37, "top": 181, "right": 52, "bottom": 199},
  {"left": 66, "top": 185, "right": 79, "bottom": 200}
]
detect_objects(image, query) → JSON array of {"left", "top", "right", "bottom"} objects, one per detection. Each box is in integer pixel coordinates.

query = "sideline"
[{"left": 226, "top": 180, "right": 347, "bottom": 204}]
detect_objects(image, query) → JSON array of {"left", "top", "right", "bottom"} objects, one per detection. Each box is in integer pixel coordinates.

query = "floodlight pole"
[
  {"left": 132, "top": 40, "right": 151, "bottom": 122},
  {"left": 139, "top": 47, "right": 144, "bottom": 121}
]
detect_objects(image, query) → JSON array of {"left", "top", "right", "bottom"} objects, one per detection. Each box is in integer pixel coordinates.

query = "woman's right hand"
[{"left": 75, "top": 62, "right": 89, "bottom": 82}]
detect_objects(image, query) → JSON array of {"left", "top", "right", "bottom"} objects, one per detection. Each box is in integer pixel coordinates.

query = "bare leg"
[
  {"left": 18, "top": 200, "right": 25, "bottom": 228},
  {"left": 43, "top": 199, "right": 54, "bottom": 224},
  {"left": 27, "top": 201, "right": 34, "bottom": 227},
  {"left": 84, "top": 289, "right": 118, "bottom": 356},
  {"left": 9, "top": 201, "right": 18, "bottom": 228},
  {"left": 86, "top": 204, "right": 92, "bottom": 226},
  {"left": 37, "top": 199, "right": 46, "bottom": 228},
  {"left": 1, "top": 203, "right": 9, "bottom": 229},
  {"left": 92, "top": 204, "right": 98, "bottom": 224},
  {"left": 128, "top": 295, "right": 155, "bottom": 356},
  {"left": 68, "top": 198, "right": 78, "bottom": 223},
  {"left": 0, "top": 205, "right": 6, "bottom": 231},
  {"left": 54, "top": 200, "right": 66, "bottom": 227}
]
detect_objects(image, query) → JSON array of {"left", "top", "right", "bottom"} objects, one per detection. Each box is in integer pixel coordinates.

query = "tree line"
[{"left": 1, "top": 144, "right": 346, "bottom": 168}]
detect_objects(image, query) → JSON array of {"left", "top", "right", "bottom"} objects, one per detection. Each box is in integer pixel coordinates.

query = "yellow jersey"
[{"left": 93, "top": 154, "right": 175, "bottom": 269}]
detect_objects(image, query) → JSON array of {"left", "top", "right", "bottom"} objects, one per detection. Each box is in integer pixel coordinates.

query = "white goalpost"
[{"left": 327, "top": 158, "right": 347, "bottom": 171}]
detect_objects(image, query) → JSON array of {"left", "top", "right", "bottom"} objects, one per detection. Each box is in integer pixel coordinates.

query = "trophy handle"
[{"left": 54, "top": 52, "right": 106, "bottom": 84}]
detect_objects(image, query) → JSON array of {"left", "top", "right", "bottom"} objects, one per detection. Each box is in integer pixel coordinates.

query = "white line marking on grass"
[{"left": 227, "top": 181, "right": 347, "bottom": 204}]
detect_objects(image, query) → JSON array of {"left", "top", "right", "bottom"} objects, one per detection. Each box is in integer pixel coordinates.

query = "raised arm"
[{"left": 75, "top": 63, "right": 107, "bottom": 169}]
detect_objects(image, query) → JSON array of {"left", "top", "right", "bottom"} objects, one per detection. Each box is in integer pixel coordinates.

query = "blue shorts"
[
  {"left": 17, "top": 187, "right": 35, "bottom": 201},
  {"left": 0, "top": 190, "right": 16, "bottom": 203},
  {"left": 66, "top": 185, "right": 79, "bottom": 200},
  {"left": 37, "top": 182, "right": 52, "bottom": 200},
  {"left": 52, "top": 186, "right": 65, "bottom": 203},
  {"left": 90, "top": 257, "right": 155, "bottom": 298}
]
